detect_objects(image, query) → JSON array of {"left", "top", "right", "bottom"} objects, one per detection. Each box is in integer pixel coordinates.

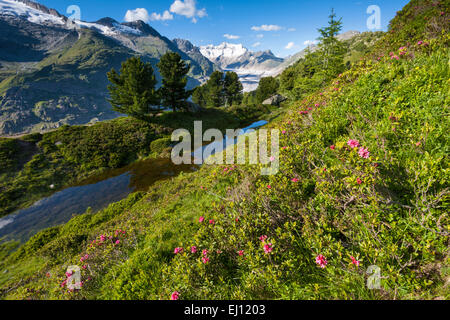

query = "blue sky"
[{"left": 38, "top": 0, "right": 409, "bottom": 57}]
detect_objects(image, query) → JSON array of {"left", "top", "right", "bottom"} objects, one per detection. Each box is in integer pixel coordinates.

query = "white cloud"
[
  {"left": 252, "top": 42, "right": 261, "bottom": 47},
  {"left": 304, "top": 40, "right": 318, "bottom": 46},
  {"left": 170, "top": 0, "right": 196, "bottom": 16},
  {"left": 256, "top": 34, "right": 264, "bottom": 38},
  {"left": 197, "top": 7, "right": 207, "bottom": 18},
  {"left": 124, "top": 8, "right": 150, "bottom": 22},
  {"left": 170, "top": 0, "right": 207, "bottom": 23},
  {"left": 251, "top": 24, "right": 283, "bottom": 32},
  {"left": 150, "top": 10, "right": 174, "bottom": 21},
  {"left": 288, "top": 28, "right": 296, "bottom": 32},
  {"left": 285, "top": 42, "right": 295, "bottom": 49},
  {"left": 224, "top": 34, "right": 240, "bottom": 40}
]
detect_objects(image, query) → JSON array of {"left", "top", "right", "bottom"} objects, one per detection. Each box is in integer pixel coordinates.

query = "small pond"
[{"left": 0, "top": 120, "right": 268, "bottom": 242}]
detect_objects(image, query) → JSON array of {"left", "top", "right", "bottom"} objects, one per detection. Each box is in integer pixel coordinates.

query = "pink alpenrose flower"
[
  {"left": 358, "top": 147, "right": 370, "bottom": 159},
  {"left": 351, "top": 256, "right": 360, "bottom": 267},
  {"left": 170, "top": 291, "right": 180, "bottom": 300},
  {"left": 315, "top": 254, "right": 328, "bottom": 268},
  {"left": 347, "top": 139, "right": 360, "bottom": 149},
  {"left": 264, "top": 243, "right": 273, "bottom": 254}
]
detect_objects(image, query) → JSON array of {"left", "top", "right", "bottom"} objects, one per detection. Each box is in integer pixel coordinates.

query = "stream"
[{"left": 0, "top": 120, "right": 268, "bottom": 242}]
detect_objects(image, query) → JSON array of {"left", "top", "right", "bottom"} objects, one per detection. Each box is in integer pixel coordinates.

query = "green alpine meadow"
[{"left": 0, "top": 0, "right": 448, "bottom": 302}]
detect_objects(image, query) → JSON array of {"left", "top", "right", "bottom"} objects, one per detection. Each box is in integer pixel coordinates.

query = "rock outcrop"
[{"left": 262, "top": 94, "right": 287, "bottom": 106}]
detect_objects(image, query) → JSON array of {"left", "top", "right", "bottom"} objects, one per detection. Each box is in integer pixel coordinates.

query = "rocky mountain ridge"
[
  {"left": 0, "top": 0, "right": 216, "bottom": 136},
  {"left": 200, "top": 42, "right": 284, "bottom": 91}
]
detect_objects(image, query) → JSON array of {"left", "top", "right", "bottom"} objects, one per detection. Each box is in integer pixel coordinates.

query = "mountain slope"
[
  {"left": 90, "top": 19, "right": 213, "bottom": 79},
  {"left": 273, "top": 31, "right": 371, "bottom": 75},
  {"left": 0, "top": 0, "right": 214, "bottom": 136},
  {"left": 173, "top": 38, "right": 220, "bottom": 77},
  {"left": 0, "top": 28, "right": 135, "bottom": 135}
]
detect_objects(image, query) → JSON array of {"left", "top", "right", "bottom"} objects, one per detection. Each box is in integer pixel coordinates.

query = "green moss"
[
  {"left": 150, "top": 137, "right": 172, "bottom": 154},
  {"left": 0, "top": 138, "right": 19, "bottom": 173}
]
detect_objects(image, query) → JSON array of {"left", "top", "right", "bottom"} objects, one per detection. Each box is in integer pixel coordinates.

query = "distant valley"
[
  {"left": 199, "top": 42, "right": 284, "bottom": 91},
  {"left": 0, "top": 0, "right": 363, "bottom": 136}
]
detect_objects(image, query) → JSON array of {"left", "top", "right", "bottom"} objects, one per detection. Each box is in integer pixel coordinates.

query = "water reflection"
[
  {"left": 0, "top": 158, "right": 196, "bottom": 242},
  {"left": 192, "top": 120, "right": 268, "bottom": 163},
  {"left": 0, "top": 120, "right": 267, "bottom": 243}
]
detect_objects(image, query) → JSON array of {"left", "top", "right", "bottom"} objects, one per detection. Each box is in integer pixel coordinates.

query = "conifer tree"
[
  {"left": 256, "top": 76, "right": 279, "bottom": 103},
  {"left": 192, "top": 85, "right": 208, "bottom": 108},
  {"left": 158, "top": 52, "right": 191, "bottom": 112},
  {"left": 317, "top": 8, "right": 346, "bottom": 79},
  {"left": 107, "top": 57, "right": 159, "bottom": 121},
  {"left": 206, "top": 71, "right": 225, "bottom": 107},
  {"left": 224, "top": 71, "right": 243, "bottom": 106}
]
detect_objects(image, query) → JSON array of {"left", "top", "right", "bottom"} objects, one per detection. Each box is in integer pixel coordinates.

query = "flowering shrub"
[
  {"left": 1, "top": 0, "right": 448, "bottom": 301},
  {"left": 154, "top": 31, "right": 449, "bottom": 300},
  {"left": 315, "top": 255, "right": 328, "bottom": 269}
]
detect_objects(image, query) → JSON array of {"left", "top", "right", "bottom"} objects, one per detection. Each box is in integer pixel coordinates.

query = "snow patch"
[
  {"left": 0, "top": 0, "right": 142, "bottom": 36},
  {"left": 73, "top": 21, "right": 142, "bottom": 37},
  {"left": 200, "top": 42, "right": 248, "bottom": 60},
  {"left": 200, "top": 42, "right": 283, "bottom": 92},
  {"left": 112, "top": 22, "right": 142, "bottom": 35},
  {"left": 0, "top": 0, "right": 65, "bottom": 25}
]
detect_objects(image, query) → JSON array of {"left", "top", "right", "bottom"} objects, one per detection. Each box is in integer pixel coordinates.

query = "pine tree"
[
  {"left": 192, "top": 71, "right": 243, "bottom": 108},
  {"left": 256, "top": 76, "right": 279, "bottom": 103},
  {"left": 206, "top": 71, "right": 225, "bottom": 107},
  {"left": 192, "top": 84, "right": 208, "bottom": 108},
  {"left": 224, "top": 71, "right": 243, "bottom": 106},
  {"left": 107, "top": 57, "right": 159, "bottom": 121},
  {"left": 317, "top": 8, "right": 346, "bottom": 79},
  {"left": 157, "top": 52, "right": 191, "bottom": 112}
]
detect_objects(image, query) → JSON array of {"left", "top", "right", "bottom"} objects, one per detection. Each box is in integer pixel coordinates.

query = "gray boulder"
[{"left": 262, "top": 94, "right": 287, "bottom": 106}]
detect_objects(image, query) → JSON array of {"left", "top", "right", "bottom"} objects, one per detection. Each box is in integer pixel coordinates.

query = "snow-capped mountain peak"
[
  {"left": 0, "top": 0, "right": 65, "bottom": 25},
  {"left": 199, "top": 42, "right": 284, "bottom": 92},
  {"left": 74, "top": 20, "right": 142, "bottom": 37},
  {"left": 0, "top": 0, "right": 143, "bottom": 37},
  {"left": 200, "top": 42, "right": 249, "bottom": 60}
]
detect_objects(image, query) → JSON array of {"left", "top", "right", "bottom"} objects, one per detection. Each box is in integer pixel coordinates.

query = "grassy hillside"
[
  {"left": 279, "top": 31, "right": 385, "bottom": 101},
  {"left": 37, "top": 30, "right": 133, "bottom": 71},
  {"left": 343, "top": 31, "right": 385, "bottom": 64},
  {"left": 0, "top": 0, "right": 448, "bottom": 300}
]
